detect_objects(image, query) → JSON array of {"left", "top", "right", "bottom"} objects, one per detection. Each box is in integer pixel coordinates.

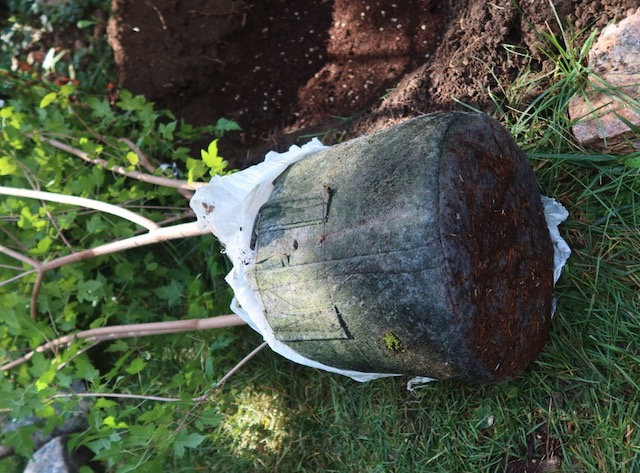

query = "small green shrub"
[{"left": 0, "top": 70, "right": 242, "bottom": 471}]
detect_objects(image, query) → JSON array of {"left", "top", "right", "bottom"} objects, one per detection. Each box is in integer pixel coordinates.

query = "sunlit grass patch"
[{"left": 222, "top": 387, "right": 289, "bottom": 455}]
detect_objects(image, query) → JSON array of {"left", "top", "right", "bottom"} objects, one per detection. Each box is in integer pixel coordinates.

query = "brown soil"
[{"left": 107, "top": 0, "right": 638, "bottom": 169}]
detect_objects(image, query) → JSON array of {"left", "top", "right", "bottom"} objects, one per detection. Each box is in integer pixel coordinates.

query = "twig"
[
  {"left": 32, "top": 134, "right": 206, "bottom": 190},
  {"left": 0, "top": 186, "right": 160, "bottom": 231},
  {"left": 0, "top": 268, "right": 38, "bottom": 286},
  {"left": 46, "top": 342, "right": 268, "bottom": 404},
  {"left": 1, "top": 314, "right": 246, "bottom": 371},
  {"left": 30, "top": 271, "right": 45, "bottom": 321},
  {"left": 1, "top": 186, "right": 181, "bottom": 318},
  {"left": 0, "top": 226, "right": 30, "bottom": 253},
  {"left": 2, "top": 221, "right": 209, "bottom": 317},
  {"left": 40, "top": 222, "right": 209, "bottom": 273},
  {"left": 194, "top": 342, "right": 268, "bottom": 398},
  {"left": 41, "top": 201, "right": 73, "bottom": 249},
  {"left": 118, "top": 137, "right": 194, "bottom": 200},
  {"left": 0, "top": 244, "right": 41, "bottom": 269}
]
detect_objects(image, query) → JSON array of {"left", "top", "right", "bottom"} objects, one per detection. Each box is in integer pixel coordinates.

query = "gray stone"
[
  {"left": 24, "top": 437, "right": 71, "bottom": 473},
  {"left": 248, "top": 112, "right": 554, "bottom": 383},
  {"left": 569, "top": 8, "right": 640, "bottom": 153}
]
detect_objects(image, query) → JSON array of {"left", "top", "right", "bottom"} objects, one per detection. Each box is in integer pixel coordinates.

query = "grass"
[
  {"left": 183, "top": 18, "right": 640, "bottom": 473},
  {"left": 2, "top": 4, "right": 640, "bottom": 473}
]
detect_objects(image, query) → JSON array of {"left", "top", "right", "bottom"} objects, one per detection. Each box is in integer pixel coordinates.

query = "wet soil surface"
[{"left": 106, "top": 0, "right": 637, "bottom": 470}]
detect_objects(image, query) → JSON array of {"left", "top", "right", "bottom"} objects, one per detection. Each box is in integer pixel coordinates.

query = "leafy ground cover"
[{"left": 1, "top": 2, "right": 639, "bottom": 472}]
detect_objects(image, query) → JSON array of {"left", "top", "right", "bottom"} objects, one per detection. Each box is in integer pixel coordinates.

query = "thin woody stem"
[
  {"left": 46, "top": 342, "right": 268, "bottom": 404},
  {"left": 32, "top": 134, "right": 206, "bottom": 190},
  {"left": 0, "top": 186, "right": 160, "bottom": 231},
  {"left": 0, "top": 244, "right": 41, "bottom": 268},
  {"left": 1, "top": 221, "right": 209, "bottom": 317},
  {"left": 0, "top": 314, "right": 246, "bottom": 371},
  {"left": 44, "top": 342, "right": 268, "bottom": 404},
  {"left": 40, "top": 222, "right": 209, "bottom": 273},
  {"left": 118, "top": 137, "right": 194, "bottom": 200}
]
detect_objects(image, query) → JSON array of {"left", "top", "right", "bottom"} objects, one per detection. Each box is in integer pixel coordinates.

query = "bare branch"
[
  {"left": 0, "top": 314, "right": 246, "bottom": 371},
  {"left": 0, "top": 244, "right": 41, "bottom": 269},
  {"left": 0, "top": 186, "right": 160, "bottom": 231},
  {"left": 118, "top": 137, "right": 195, "bottom": 200},
  {"left": 32, "top": 135, "right": 206, "bottom": 190},
  {"left": 30, "top": 271, "right": 45, "bottom": 320},
  {"left": 45, "top": 342, "right": 268, "bottom": 404},
  {"left": 2, "top": 221, "right": 209, "bottom": 318},
  {"left": 41, "top": 222, "right": 209, "bottom": 273}
]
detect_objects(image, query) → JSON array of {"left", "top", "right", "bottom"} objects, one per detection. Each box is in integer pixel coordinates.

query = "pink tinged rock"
[{"left": 568, "top": 8, "right": 640, "bottom": 154}]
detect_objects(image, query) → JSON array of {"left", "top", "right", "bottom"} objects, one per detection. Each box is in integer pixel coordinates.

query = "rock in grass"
[
  {"left": 248, "top": 112, "right": 554, "bottom": 383},
  {"left": 24, "top": 437, "right": 71, "bottom": 473},
  {"left": 568, "top": 8, "right": 640, "bottom": 154}
]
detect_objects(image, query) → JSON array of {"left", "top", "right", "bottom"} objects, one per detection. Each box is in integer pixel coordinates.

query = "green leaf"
[
  {"left": 215, "top": 117, "right": 242, "bottom": 134},
  {"left": 29, "top": 352, "right": 50, "bottom": 378},
  {"left": 200, "top": 139, "right": 228, "bottom": 175},
  {"left": 138, "top": 404, "right": 170, "bottom": 423},
  {"left": 85, "top": 214, "right": 106, "bottom": 234},
  {"left": 60, "top": 83, "right": 76, "bottom": 96},
  {"left": 116, "top": 89, "right": 136, "bottom": 111},
  {"left": 194, "top": 409, "right": 224, "bottom": 429},
  {"left": 35, "top": 368, "right": 56, "bottom": 391},
  {"left": 30, "top": 235, "right": 53, "bottom": 256},
  {"left": 114, "top": 261, "right": 135, "bottom": 282},
  {"left": 154, "top": 280, "right": 183, "bottom": 307},
  {"left": 624, "top": 155, "right": 640, "bottom": 168},
  {"left": 159, "top": 121, "right": 176, "bottom": 140},
  {"left": 86, "top": 96, "right": 113, "bottom": 118},
  {"left": 5, "top": 426, "right": 36, "bottom": 457},
  {"left": 126, "top": 151, "right": 139, "bottom": 166},
  {"left": 201, "top": 139, "right": 219, "bottom": 166},
  {"left": 186, "top": 157, "right": 207, "bottom": 184},
  {"left": 77, "top": 279, "right": 104, "bottom": 303},
  {"left": 95, "top": 398, "right": 118, "bottom": 409},
  {"left": 35, "top": 403, "right": 56, "bottom": 418},
  {"left": 74, "top": 356, "right": 99, "bottom": 382},
  {"left": 0, "top": 105, "right": 14, "bottom": 118},
  {"left": 77, "top": 19, "right": 96, "bottom": 29},
  {"left": 103, "top": 415, "right": 128, "bottom": 429},
  {"left": 40, "top": 92, "right": 58, "bottom": 108},
  {"left": 86, "top": 437, "right": 111, "bottom": 455},
  {"left": 124, "top": 356, "right": 147, "bottom": 375},
  {"left": 0, "top": 156, "right": 17, "bottom": 175},
  {"left": 173, "top": 432, "right": 206, "bottom": 458}
]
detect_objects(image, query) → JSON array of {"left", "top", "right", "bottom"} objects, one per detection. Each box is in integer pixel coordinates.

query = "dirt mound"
[{"left": 108, "top": 0, "right": 638, "bottom": 168}]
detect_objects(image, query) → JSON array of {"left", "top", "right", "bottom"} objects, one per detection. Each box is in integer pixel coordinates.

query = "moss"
[{"left": 382, "top": 332, "right": 404, "bottom": 352}]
